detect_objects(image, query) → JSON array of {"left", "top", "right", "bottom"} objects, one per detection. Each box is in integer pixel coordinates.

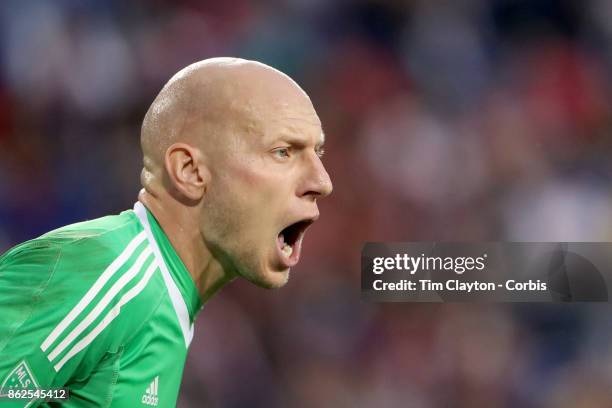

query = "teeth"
[{"left": 281, "top": 243, "right": 293, "bottom": 257}]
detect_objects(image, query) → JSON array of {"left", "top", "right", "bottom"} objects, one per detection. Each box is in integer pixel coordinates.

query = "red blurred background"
[{"left": 1, "top": 1, "right": 612, "bottom": 406}]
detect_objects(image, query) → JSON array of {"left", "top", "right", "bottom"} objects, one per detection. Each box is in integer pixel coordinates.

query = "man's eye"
[
  {"left": 273, "top": 147, "right": 290, "bottom": 159},
  {"left": 316, "top": 147, "right": 326, "bottom": 158}
]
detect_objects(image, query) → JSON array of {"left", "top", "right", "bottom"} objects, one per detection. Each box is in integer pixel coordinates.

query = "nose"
[{"left": 299, "top": 153, "right": 333, "bottom": 199}]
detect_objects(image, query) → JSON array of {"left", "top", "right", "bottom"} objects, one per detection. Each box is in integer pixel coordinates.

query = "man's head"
[{"left": 140, "top": 57, "right": 332, "bottom": 289}]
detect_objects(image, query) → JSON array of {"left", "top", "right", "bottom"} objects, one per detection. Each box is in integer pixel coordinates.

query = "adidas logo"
[{"left": 141, "top": 376, "right": 159, "bottom": 406}]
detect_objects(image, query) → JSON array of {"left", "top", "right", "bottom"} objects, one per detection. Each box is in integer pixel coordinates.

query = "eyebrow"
[{"left": 277, "top": 131, "right": 325, "bottom": 148}]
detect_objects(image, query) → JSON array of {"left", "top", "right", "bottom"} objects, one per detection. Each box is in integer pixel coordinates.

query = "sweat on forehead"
[{"left": 140, "top": 57, "right": 312, "bottom": 163}]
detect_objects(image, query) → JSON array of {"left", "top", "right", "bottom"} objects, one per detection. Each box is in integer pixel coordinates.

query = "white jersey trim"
[
  {"left": 47, "top": 247, "right": 154, "bottom": 361},
  {"left": 133, "top": 202, "right": 194, "bottom": 348},
  {"left": 41, "top": 231, "right": 147, "bottom": 353},
  {"left": 54, "top": 259, "right": 159, "bottom": 371}
]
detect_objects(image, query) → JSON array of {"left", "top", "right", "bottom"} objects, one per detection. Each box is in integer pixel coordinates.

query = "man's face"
[{"left": 199, "top": 93, "right": 333, "bottom": 288}]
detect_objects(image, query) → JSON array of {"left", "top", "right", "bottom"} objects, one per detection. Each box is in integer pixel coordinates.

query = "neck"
[{"left": 137, "top": 189, "right": 235, "bottom": 304}]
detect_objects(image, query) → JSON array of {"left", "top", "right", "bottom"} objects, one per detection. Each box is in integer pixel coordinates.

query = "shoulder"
[
  {"left": 41, "top": 210, "right": 142, "bottom": 250},
  {"left": 32, "top": 211, "right": 167, "bottom": 368},
  {"left": 0, "top": 209, "right": 162, "bottom": 336},
  {"left": 31, "top": 209, "right": 160, "bottom": 311},
  {"left": 1, "top": 210, "right": 143, "bottom": 284},
  {"left": 1, "top": 210, "right": 141, "bottom": 260},
  {"left": 0, "top": 209, "right": 168, "bottom": 377}
]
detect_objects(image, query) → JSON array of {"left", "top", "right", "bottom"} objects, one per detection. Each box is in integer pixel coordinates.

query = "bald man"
[{"left": 0, "top": 58, "right": 332, "bottom": 407}]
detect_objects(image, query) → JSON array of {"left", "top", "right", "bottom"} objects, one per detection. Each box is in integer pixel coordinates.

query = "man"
[{"left": 0, "top": 57, "right": 332, "bottom": 407}]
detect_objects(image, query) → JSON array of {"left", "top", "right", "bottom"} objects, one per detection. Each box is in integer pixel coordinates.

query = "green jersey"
[{"left": 0, "top": 202, "right": 202, "bottom": 407}]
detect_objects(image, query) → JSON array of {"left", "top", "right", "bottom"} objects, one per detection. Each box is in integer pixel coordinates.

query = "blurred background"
[{"left": 1, "top": 0, "right": 612, "bottom": 406}]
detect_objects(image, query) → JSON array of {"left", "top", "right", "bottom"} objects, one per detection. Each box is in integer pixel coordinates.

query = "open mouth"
[{"left": 276, "top": 219, "right": 314, "bottom": 266}]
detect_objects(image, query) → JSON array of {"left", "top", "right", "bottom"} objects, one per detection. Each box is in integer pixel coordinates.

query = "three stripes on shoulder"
[{"left": 40, "top": 232, "right": 158, "bottom": 372}]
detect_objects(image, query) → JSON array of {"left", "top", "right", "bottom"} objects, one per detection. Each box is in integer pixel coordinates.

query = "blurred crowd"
[{"left": 2, "top": 0, "right": 612, "bottom": 406}]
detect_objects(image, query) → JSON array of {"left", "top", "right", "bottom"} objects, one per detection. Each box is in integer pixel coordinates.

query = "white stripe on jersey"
[
  {"left": 47, "top": 246, "right": 154, "bottom": 361},
  {"left": 53, "top": 259, "right": 159, "bottom": 371},
  {"left": 41, "top": 231, "right": 147, "bottom": 352},
  {"left": 133, "top": 201, "right": 194, "bottom": 348}
]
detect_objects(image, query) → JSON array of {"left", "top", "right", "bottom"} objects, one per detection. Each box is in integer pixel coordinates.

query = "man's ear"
[{"left": 164, "top": 142, "right": 210, "bottom": 201}]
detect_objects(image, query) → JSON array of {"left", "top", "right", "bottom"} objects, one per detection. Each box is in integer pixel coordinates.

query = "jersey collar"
[{"left": 133, "top": 201, "right": 203, "bottom": 347}]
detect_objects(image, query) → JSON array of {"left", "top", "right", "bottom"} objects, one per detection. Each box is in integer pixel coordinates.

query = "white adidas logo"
[{"left": 141, "top": 376, "right": 159, "bottom": 406}]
